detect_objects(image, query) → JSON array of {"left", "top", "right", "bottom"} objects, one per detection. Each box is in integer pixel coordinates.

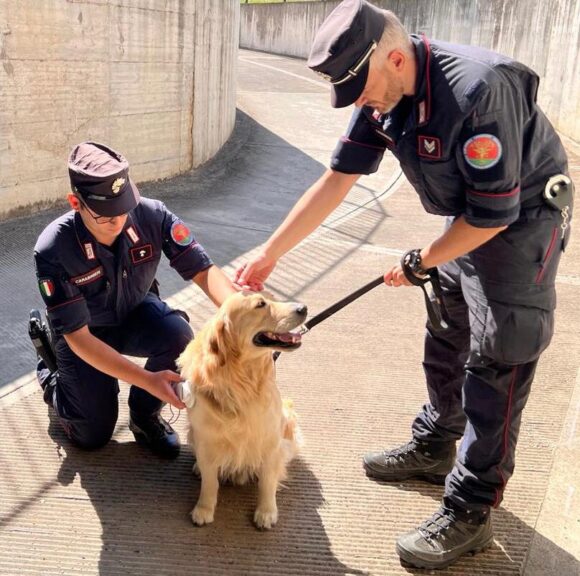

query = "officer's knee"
[
  {"left": 167, "top": 312, "right": 194, "bottom": 354},
  {"left": 63, "top": 420, "right": 116, "bottom": 450}
]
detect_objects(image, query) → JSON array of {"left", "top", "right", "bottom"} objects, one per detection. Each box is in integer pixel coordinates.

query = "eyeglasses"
[{"left": 76, "top": 196, "right": 125, "bottom": 225}]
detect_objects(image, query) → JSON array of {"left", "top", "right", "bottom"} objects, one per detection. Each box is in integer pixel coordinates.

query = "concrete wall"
[
  {"left": 240, "top": 0, "right": 580, "bottom": 143},
  {"left": 0, "top": 0, "right": 239, "bottom": 218}
]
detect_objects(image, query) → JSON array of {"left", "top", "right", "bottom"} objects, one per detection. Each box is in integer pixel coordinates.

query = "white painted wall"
[
  {"left": 240, "top": 0, "right": 580, "bottom": 143},
  {"left": 0, "top": 0, "right": 239, "bottom": 218}
]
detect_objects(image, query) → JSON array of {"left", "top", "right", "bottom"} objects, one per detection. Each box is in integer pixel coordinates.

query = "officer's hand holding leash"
[{"left": 383, "top": 250, "right": 450, "bottom": 331}]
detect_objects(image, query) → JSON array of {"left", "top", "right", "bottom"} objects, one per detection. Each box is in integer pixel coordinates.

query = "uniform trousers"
[
  {"left": 411, "top": 211, "right": 566, "bottom": 510},
  {"left": 48, "top": 294, "right": 193, "bottom": 449}
]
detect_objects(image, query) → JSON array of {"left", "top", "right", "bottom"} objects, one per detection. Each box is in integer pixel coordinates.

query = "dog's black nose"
[{"left": 296, "top": 304, "right": 308, "bottom": 317}]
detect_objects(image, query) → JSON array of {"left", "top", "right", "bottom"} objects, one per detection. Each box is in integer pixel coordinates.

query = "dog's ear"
[{"left": 208, "top": 315, "right": 240, "bottom": 367}]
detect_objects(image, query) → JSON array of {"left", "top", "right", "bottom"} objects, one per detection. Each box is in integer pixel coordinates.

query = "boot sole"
[
  {"left": 396, "top": 537, "right": 494, "bottom": 569},
  {"left": 363, "top": 461, "right": 449, "bottom": 485}
]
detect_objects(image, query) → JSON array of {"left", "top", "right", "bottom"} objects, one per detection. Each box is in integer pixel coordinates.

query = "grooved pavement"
[{"left": 0, "top": 50, "right": 578, "bottom": 576}]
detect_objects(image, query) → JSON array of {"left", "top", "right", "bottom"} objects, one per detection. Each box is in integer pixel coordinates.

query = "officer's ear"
[
  {"left": 67, "top": 193, "right": 81, "bottom": 212},
  {"left": 387, "top": 49, "right": 407, "bottom": 73}
]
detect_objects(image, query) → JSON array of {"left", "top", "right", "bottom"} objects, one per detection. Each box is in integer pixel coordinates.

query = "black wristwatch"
[{"left": 404, "top": 248, "right": 428, "bottom": 278}]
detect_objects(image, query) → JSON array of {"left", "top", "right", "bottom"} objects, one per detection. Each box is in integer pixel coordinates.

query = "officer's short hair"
[{"left": 375, "top": 11, "right": 412, "bottom": 59}]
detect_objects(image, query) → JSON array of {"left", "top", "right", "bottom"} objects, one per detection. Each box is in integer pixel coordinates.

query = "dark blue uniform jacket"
[
  {"left": 34, "top": 198, "right": 212, "bottom": 336},
  {"left": 331, "top": 35, "right": 569, "bottom": 229}
]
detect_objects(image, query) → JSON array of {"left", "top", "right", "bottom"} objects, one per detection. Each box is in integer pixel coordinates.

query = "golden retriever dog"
[{"left": 177, "top": 291, "right": 307, "bottom": 529}]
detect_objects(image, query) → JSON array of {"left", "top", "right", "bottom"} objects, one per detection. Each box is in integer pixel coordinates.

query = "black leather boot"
[
  {"left": 129, "top": 411, "right": 181, "bottom": 459},
  {"left": 396, "top": 500, "right": 493, "bottom": 569},
  {"left": 363, "top": 438, "right": 455, "bottom": 484}
]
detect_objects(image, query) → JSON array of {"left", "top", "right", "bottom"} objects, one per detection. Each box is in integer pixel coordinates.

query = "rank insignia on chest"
[
  {"left": 417, "top": 135, "right": 442, "bottom": 159},
  {"left": 130, "top": 244, "right": 153, "bottom": 265}
]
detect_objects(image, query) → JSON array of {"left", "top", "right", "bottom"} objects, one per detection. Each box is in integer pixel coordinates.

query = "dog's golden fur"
[{"left": 177, "top": 291, "right": 306, "bottom": 529}]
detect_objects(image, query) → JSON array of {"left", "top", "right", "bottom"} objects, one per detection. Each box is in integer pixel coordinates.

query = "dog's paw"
[
  {"left": 192, "top": 462, "right": 201, "bottom": 477},
  {"left": 254, "top": 507, "right": 278, "bottom": 530},
  {"left": 191, "top": 505, "right": 215, "bottom": 526}
]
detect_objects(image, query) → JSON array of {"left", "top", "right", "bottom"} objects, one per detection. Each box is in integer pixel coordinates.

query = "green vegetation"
[{"left": 241, "top": 0, "right": 320, "bottom": 4}]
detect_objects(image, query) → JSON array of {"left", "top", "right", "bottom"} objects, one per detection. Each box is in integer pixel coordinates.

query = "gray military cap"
[
  {"left": 68, "top": 142, "right": 140, "bottom": 217},
  {"left": 308, "top": 0, "right": 386, "bottom": 108}
]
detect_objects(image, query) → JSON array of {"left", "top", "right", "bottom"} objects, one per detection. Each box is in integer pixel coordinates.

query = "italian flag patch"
[{"left": 39, "top": 279, "right": 55, "bottom": 298}]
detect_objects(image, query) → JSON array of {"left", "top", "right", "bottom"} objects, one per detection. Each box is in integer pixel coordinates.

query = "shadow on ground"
[{"left": 46, "top": 412, "right": 366, "bottom": 576}]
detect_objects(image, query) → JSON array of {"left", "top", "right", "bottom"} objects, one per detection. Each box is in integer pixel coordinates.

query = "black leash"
[
  {"left": 273, "top": 255, "right": 450, "bottom": 361},
  {"left": 273, "top": 274, "right": 384, "bottom": 361},
  {"left": 302, "top": 275, "right": 385, "bottom": 332}
]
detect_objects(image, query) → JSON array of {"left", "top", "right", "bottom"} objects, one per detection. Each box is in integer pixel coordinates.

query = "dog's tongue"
[{"left": 266, "top": 331, "right": 301, "bottom": 343}]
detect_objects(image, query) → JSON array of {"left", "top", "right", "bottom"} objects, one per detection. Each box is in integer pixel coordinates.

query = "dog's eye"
[{"left": 255, "top": 300, "right": 267, "bottom": 309}]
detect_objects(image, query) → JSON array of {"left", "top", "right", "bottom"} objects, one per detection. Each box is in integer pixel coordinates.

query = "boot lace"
[
  {"left": 384, "top": 439, "right": 422, "bottom": 462},
  {"left": 418, "top": 507, "right": 454, "bottom": 540},
  {"left": 140, "top": 415, "right": 175, "bottom": 440}
]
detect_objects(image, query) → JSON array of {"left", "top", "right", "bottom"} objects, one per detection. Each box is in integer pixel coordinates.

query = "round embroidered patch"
[
  {"left": 463, "top": 134, "right": 502, "bottom": 169},
  {"left": 171, "top": 221, "right": 194, "bottom": 246}
]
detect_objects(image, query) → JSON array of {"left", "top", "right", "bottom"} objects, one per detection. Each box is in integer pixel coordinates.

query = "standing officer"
[
  {"left": 235, "top": 0, "right": 574, "bottom": 569},
  {"left": 34, "top": 141, "right": 236, "bottom": 459}
]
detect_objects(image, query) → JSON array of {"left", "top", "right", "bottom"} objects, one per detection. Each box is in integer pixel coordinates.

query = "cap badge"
[{"left": 111, "top": 178, "right": 126, "bottom": 195}]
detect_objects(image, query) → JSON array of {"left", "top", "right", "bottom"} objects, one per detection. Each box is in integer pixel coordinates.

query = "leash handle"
[{"left": 401, "top": 251, "right": 449, "bottom": 331}]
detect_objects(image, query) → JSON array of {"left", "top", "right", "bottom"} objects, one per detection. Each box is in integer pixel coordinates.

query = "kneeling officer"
[{"left": 32, "top": 141, "right": 236, "bottom": 458}]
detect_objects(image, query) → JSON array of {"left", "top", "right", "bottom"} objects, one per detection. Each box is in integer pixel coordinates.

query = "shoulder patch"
[
  {"left": 171, "top": 221, "right": 194, "bottom": 246},
  {"left": 463, "top": 134, "right": 502, "bottom": 170},
  {"left": 39, "top": 278, "right": 55, "bottom": 298}
]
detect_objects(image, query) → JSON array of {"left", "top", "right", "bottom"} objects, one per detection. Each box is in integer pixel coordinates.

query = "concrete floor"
[{"left": 0, "top": 50, "right": 579, "bottom": 575}]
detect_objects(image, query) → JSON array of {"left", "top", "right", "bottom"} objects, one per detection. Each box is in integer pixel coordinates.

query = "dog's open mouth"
[{"left": 253, "top": 330, "right": 303, "bottom": 350}]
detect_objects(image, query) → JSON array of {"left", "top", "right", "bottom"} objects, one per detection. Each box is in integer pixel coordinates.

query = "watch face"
[{"left": 409, "top": 251, "right": 422, "bottom": 270}]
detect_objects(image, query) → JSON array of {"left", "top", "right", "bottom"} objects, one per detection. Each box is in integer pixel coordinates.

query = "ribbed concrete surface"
[{"left": 1, "top": 50, "right": 579, "bottom": 575}]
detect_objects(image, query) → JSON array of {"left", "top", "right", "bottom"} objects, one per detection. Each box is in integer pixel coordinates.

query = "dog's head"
[
  {"left": 179, "top": 292, "right": 308, "bottom": 387},
  {"left": 218, "top": 291, "right": 307, "bottom": 355},
  {"left": 178, "top": 292, "right": 307, "bottom": 408}
]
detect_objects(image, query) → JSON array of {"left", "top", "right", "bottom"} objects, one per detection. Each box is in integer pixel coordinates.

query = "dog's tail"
[{"left": 282, "top": 398, "right": 303, "bottom": 463}]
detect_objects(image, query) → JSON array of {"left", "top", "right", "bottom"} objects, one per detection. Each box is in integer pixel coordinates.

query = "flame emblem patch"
[{"left": 463, "top": 134, "right": 502, "bottom": 169}]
